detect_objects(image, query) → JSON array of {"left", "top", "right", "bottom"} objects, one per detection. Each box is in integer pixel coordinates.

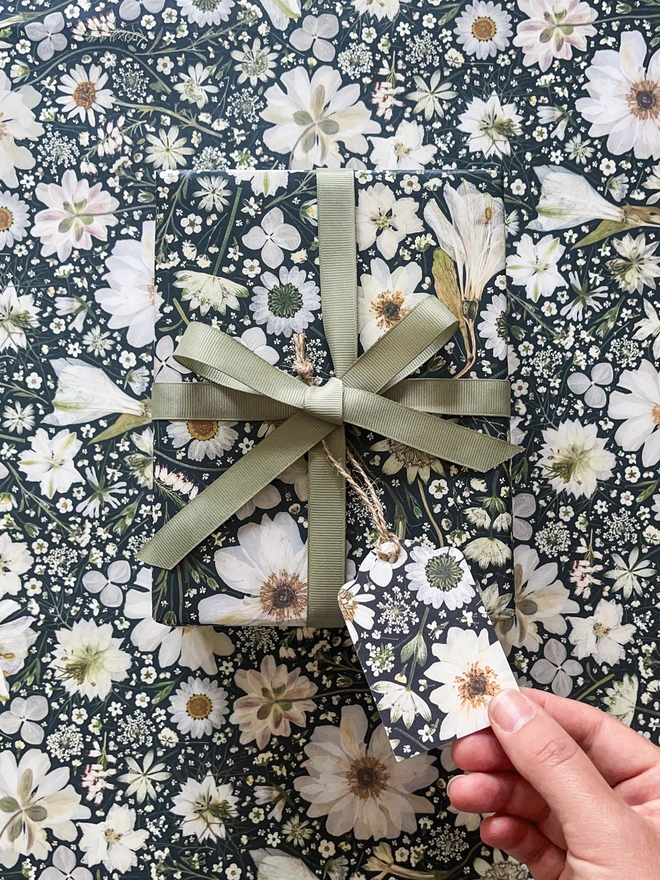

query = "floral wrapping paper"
[
  {"left": 151, "top": 167, "right": 514, "bottom": 629},
  {"left": 1, "top": 0, "right": 660, "bottom": 878}
]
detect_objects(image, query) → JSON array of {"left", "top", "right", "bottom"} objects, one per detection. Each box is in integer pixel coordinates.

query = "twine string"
[{"left": 292, "top": 332, "right": 401, "bottom": 562}]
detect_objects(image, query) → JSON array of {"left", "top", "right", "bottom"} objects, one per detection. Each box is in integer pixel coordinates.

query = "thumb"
[{"left": 487, "top": 689, "right": 626, "bottom": 845}]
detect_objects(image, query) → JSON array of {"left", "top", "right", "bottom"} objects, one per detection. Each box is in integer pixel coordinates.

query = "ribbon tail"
[
  {"left": 343, "top": 387, "right": 521, "bottom": 472},
  {"left": 139, "top": 412, "right": 334, "bottom": 570},
  {"left": 308, "top": 429, "right": 347, "bottom": 628}
]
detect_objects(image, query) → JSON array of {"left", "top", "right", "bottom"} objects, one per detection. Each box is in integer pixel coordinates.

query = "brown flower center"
[
  {"left": 72, "top": 80, "right": 98, "bottom": 110},
  {"left": 186, "top": 419, "right": 219, "bottom": 441},
  {"left": 629, "top": 81, "right": 660, "bottom": 119},
  {"left": 347, "top": 756, "right": 390, "bottom": 799},
  {"left": 187, "top": 694, "right": 213, "bottom": 719},
  {"left": 472, "top": 16, "right": 496, "bottom": 40},
  {"left": 260, "top": 570, "right": 307, "bottom": 621},
  {"left": 374, "top": 289, "right": 409, "bottom": 330},
  {"left": 652, "top": 404, "right": 660, "bottom": 427},
  {"left": 0, "top": 207, "right": 13, "bottom": 231},
  {"left": 455, "top": 661, "right": 501, "bottom": 710}
]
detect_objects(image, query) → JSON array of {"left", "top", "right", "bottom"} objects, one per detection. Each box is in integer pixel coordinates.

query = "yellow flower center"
[
  {"left": 187, "top": 693, "right": 213, "bottom": 720},
  {"left": 186, "top": 419, "right": 219, "bottom": 441},
  {"left": 472, "top": 16, "right": 496, "bottom": 40},
  {"left": 0, "top": 207, "right": 13, "bottom": 232}
]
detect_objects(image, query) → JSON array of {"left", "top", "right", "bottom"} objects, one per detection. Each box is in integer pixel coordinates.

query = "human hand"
[{"left": 448, "top": 687, "right": 660, "bottom": 880}]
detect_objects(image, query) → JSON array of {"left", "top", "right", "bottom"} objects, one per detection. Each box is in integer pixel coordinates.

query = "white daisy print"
[
  {"left": 168, "top": 676, "right": 229, "bottom": 737},
  {"left": 167, "top": 419, "right": 238, "bottom": 462},
  {"left": 477, "top": 292, "right": 508, "bottom": 360},
  {"left": 176, "top": 0, "right": 234, "bottom": 26},
  {"left": 250, "top": 265, "right": 320, "bottom": 336},
  {"left": 405, "top": 545, "right": 476, "bottom": 611},
  {"left": 358, "top": 258, "right": 428, "bottom": 350},
  {"left": 539, "top": 418, "right": 616, "bottom": 497},
  {"left": 426, "top": 627, "right": 518, "bottom": 740},
  {"left": 369, "top": 680, "right": 432, "bottom": 730},
  {"left": 0, "top": 191, "right": 29, "bottom": 247},
  {"left": 198, "top": 512, "right": 308, "bottom": 626},
  {"left": 56, "top": 64, "right": 114, "bottom": 125},
  {"left": 356, "top": 183, "right": 423, "bottom": 260},
  {"left": 609, "top": 360, "right": 660, "bottom": 466},
  {"left": 454, "top": 1, "right": 512, "bottom": 60},
  {"left": 294, "top": 704, "right": 437, "bottom": 839}
]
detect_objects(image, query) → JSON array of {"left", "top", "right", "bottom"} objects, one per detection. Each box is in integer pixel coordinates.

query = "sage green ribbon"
[{"left": 140, "top": 169, "right": 520, "bottom": 627}]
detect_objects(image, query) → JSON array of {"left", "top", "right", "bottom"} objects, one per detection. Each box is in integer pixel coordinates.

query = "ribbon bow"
[{"left": 140, "top": 169, "right": 520, "bottom": 626}]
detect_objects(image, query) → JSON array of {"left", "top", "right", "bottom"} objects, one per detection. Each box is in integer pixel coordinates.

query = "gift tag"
[{"left": 338, "top": 539, "right": 519, "bottom": 761}]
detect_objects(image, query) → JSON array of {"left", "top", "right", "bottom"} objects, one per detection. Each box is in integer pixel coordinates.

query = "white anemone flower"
[
  {"left": 370, "top": 120, "right": 437, "bottom": 170},
  {"left": 124, "top": 571, "right": 233, "bottom": 674},
  {"left": 358, "top": 258, "right": 428, "bottom": 350},
  {"left": 198, "top": 512, "right": 308, "bottom": 626},
  {"left": 293, "top": 704, "right": 437, "bottom": 839},
  {"left": 426, "top": 627, "right": 518, "bottom": 741},
  {"left": 43, "top": 358, "right": 149, "bottom": 426},
  {"left": 576, "top": 30, "right": 660, "bottom": 160},
  {"left": 79, "top": 804, "right": 148, "bottom": 873}
]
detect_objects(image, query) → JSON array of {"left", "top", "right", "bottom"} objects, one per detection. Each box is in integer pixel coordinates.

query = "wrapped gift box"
[{"left": 149, "top": 166, "right": 518, "bottom": 631}]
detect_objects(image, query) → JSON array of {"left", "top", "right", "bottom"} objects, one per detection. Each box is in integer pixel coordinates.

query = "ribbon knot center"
[{"left": 303, "top": 376, "right": 344, "bottom": 425}]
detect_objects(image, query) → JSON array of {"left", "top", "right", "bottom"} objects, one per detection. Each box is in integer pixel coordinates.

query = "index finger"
[{"left": 522, "top": 688, "right": 660, "bottom": 791}]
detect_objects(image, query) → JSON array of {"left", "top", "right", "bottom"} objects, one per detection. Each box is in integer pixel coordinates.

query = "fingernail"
[{"left": 489, "top": 689, "right": 535, "bottom": 733}]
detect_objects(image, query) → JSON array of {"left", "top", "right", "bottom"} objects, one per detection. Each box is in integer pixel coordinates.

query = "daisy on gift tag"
[{"left": 338, "top": 537, "right": 518, "bottom": 761}]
